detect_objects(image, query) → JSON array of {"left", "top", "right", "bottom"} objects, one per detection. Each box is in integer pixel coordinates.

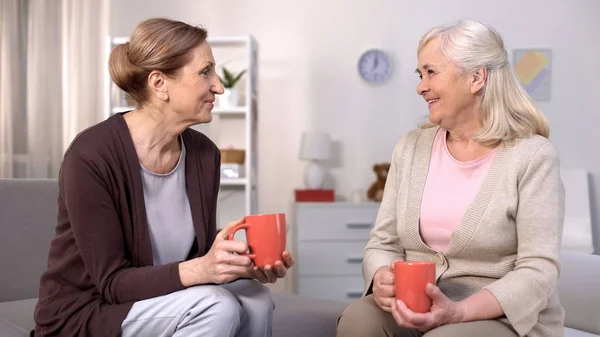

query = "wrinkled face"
[
  {"left": 415, "top": 38, "right": 480, "bottom": 129},
  {"left": 166, "top": 41, "right": 224, "bottom": 124}
]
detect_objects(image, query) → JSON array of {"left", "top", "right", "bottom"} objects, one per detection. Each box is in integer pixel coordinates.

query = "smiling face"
[
  {"left": 415, "top": 38, "right": 483, "bottom": 130},
  {"left": 160, "top": 41, "right": 224, "bottom": 124}
]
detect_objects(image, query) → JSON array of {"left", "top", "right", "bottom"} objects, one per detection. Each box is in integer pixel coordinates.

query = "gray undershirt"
[{"left": 140, "top": 137, "right": 195, "bottom": 266}]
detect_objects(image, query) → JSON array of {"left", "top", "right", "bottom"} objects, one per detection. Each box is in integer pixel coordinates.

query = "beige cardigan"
[{"left": 363, "top": 126, "right": 565, "bottom": 337}]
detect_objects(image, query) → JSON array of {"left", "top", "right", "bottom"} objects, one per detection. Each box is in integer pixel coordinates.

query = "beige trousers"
[{"left": 336, "top": 295, "right": 518, "bottom": 337}]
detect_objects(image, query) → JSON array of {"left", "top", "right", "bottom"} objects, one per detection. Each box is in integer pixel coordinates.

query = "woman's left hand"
[
  {"left": 245, "top": 251, "right": 295, "bottom": 284},
  {"left": 391, "top": 283, "right": 464, "bottom": 332}
]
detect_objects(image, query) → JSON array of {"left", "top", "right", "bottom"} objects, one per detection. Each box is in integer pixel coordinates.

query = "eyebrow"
[
  {"left": 202, "top": 61, "right": 214, "bottom": 69},
  {"left": 415, "top": 64, "right": 432, "bottom": 74}
]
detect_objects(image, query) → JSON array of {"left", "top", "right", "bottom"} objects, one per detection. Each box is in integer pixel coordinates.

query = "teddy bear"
[{"left": 367, "top": 163, "right": 391, "bottom": 202}]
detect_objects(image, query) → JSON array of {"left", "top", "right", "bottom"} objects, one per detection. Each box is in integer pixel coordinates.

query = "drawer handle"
[
  {"left": 346, "top": 290, "right": 363, "bottom": 299},
  {"left": 346, "top": 256, "right": 364, "bottom": 264},
  {"left": 346, "top": 222, "right": 372, "bottom": 229}
]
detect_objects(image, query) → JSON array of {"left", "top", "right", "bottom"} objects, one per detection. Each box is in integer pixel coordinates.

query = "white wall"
[{"left": 111, "top": 0, "right": 600, "bottom": 261}]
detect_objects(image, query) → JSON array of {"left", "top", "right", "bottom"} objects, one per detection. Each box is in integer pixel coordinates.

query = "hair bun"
[{"left": 108, "top": 42, "right": 143, "bottom": 98}]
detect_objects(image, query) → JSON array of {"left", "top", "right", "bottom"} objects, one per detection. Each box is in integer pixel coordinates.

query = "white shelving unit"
[{"left": 104, "top": 35, "right": 259, "bottom": 229}]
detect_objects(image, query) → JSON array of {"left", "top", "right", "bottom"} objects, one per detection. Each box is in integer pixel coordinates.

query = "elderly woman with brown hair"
[
  {"left": 33, "top": 18, "right": 294, "bottom": 337},
  {"left": 337, "top": 19, "right": 564, "bottom": 337}
]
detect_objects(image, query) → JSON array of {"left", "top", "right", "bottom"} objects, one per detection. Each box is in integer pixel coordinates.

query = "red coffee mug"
[
  {"left": 394, "top": 261, "right": 436, "bottom": 313},
  {"left": 227, "top": 213, "right": 286, "bottom": 267}
]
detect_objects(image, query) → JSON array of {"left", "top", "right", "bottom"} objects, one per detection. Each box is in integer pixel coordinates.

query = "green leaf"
[
  {"left": 231, "top": 70, "right": 247, "bottom": 86},
  {"left": 223, "top": 67, "right": 235, "bottom": 84},
  {"left": 219, "top": 66, "right": 246, "bottom": 88}
]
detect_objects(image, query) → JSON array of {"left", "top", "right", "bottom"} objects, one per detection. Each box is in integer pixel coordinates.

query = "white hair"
[{"left": 418, "top": 19, "right": 549, "bottom": 145}]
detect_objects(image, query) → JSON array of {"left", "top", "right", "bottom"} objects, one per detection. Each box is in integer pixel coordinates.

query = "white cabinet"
[
  {"left": 295, "top": 202, "right": 380, "bottom": 302},
  {"left": 104, "top": 35, "right": 259, "bottom": 229}
]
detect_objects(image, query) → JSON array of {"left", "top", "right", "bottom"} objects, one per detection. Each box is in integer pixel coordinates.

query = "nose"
[
  {"left": 417, "top": 79, "right": 429, "bottom": 96},
  {"left": 212, "top": 75, "right": 225, "bottom": 95}
]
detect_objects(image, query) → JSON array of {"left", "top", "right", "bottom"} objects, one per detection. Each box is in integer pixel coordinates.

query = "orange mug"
[
  {"left": 227, "top": 213, "right": 286, "bottom": 267},
  {"left": 394, "top": 261, "right": 436, "bottom": 313}
]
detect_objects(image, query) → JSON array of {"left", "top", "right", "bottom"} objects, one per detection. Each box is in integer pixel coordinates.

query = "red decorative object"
[{"left": 295, "top": 189, "right": 335, "bottom": 202}]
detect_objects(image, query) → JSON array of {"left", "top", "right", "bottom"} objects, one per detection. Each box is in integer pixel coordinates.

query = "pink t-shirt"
[{"left": 419, "top": 128, "right": 497, "bottom": 253}]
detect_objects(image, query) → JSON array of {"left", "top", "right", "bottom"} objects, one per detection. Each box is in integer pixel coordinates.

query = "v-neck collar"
[
  {"left": 113, "top": 113, "right": 209, "bottom": 265},
  {"left": 404, "top": 126, "right": 512, "bottom": 256}
]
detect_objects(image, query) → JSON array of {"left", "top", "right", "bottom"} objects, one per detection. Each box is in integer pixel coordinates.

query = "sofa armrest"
[{"left": 558, "top": 250, "right": 600, "bottom": 334}]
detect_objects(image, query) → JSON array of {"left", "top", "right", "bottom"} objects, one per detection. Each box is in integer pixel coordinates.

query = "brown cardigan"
[{"left": 33, "top": 113, "right": 221, "bottom": 336}]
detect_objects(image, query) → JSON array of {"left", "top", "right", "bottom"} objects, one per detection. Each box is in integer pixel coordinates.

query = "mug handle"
[{"left": 226, "top": 223, "right": 256, "bottom": 259}]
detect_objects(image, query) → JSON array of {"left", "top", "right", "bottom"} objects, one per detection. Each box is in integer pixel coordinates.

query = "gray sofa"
[{"left": 0, "top": 179, "right": 599, "bottom": 336}]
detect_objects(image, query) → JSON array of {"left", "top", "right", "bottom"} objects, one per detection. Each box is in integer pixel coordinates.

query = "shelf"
[
  {"left": 112, "top": 106, "right": 135, "bottom": 113},
  {"left": 112, "top": 37, "right": 129, "bottom": 45},
  {"left": 207, "top": 36, "right": 250, "bottom": 46},
  {"left": 221, "top": 178, "right": 248, "bottom": 186},
  {"left": 213, "top": 106, "right": 247, "bottom": 116},
  {"left": 112, "top": 36, "right": 251, "bottom": 47},
  {"left": 110, "top": 106, "right": 243, "bottom": 115},
  {"left": 110, "top": 106, "right": 244, "bottom": 115}
]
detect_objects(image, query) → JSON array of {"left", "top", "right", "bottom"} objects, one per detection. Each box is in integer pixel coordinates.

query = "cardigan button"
[{"left": 434, "top": 253, "right": 446, "bottom": 265}]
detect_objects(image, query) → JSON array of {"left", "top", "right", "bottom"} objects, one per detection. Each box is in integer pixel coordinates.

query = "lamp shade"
[{"left": 299, "top": 131, "right": 331, "bottom": 161}]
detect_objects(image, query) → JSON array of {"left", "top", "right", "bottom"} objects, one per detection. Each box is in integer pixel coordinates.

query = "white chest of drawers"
[{"left": 295, "top": 202, "right": 380, "bottom": 302}]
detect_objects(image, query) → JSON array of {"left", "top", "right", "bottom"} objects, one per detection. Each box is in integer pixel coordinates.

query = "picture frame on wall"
[{"left": 513, "top": 49, "right": 553, "bottom": 101}]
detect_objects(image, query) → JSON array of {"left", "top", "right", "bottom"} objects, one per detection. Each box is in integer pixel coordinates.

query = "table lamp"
[{"left": 299, "top": 131, "right": 331, "bottom": 189}]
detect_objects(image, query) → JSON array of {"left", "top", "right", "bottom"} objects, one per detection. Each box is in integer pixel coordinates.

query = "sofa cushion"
[
  {"left": 0, "top": 179, "right": 59, "bottom": 302},
  {"left": 565, "top": 327, "right": 600, "bottom": 337},
  {"left": 559, "top": 251, "right": 600, "bottom": 335},
  {"left": 272, "top": 293, "right": 348, "bottom": 337},
  {"left": 0, "top": 294, "right": 349, "bottom": 337},
  {"left": 0, "top": 298, "right": 36, "bottom": 337},
  {"left": 2, "top": 296, "right": 598, "bottom": 337}
]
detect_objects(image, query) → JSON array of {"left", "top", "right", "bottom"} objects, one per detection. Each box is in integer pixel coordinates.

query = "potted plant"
[{"left": 217, "top": 66, "right": 246, "bottom": 108}]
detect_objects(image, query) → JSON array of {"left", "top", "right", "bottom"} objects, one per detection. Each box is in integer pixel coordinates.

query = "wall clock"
[{"left": 358, "top": 49, "right": 392, "bottom": 84}]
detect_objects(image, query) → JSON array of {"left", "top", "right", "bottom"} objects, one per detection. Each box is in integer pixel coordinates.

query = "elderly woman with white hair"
[{"left": 337, "top": 19, "right": 564, "bottom": 337}]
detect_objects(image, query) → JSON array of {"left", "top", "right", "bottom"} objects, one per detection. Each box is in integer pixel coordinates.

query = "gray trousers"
[
  {"left": 337, "top": 294, "right": 518, "bottom": 337},
  {"left": 121, "top": 279, "right": 273, "bottom": 337}
]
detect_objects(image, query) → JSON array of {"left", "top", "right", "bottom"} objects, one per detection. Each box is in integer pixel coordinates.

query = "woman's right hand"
[
  {"left": 179, "top": 219, "right": 252, "bottom": 287},
  {"left": 373, "top": 264, "right": 396, "bottom": 312}
]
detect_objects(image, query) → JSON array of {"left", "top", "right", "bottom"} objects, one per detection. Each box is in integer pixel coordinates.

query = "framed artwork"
[{"left": 513, "top": 49, "right": 552, "bottom": 101}]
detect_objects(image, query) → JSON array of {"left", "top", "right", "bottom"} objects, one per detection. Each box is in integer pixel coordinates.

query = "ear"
[
  {"left": 373, "top": 164, "right": 380, "bottom": 172},
  {"left": 147, "top": 70, "right": 169, "bottom": 101},
  {"left": 470, "top": 67, "right": 487, "bottom": 94}
]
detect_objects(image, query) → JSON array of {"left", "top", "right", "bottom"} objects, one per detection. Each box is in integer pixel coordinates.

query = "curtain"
[
  {"left": 0, "top": 0, "right": 28, "bottom": 177},
  {"left": 27, "top": 0, "right": 64, "bottom": 177},
  {"left": 0, "top": 0, "right": 109, "bottom": 178},
  {"left": 61, "top": 0, "right": 109, "bottom": 152}
]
